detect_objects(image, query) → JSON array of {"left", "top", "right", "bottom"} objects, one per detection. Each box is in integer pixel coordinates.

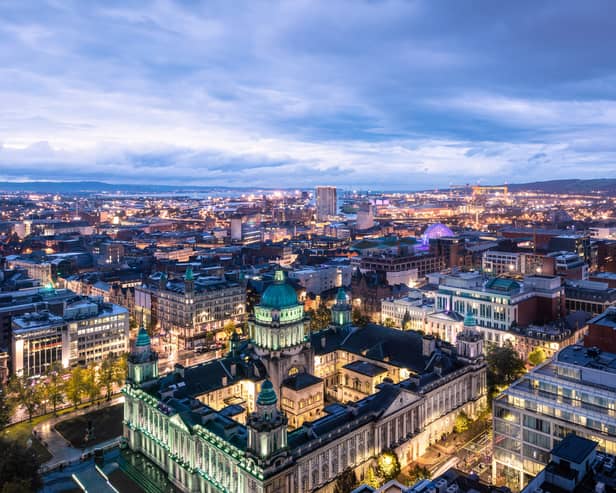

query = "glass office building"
[{"left": 492, "top": 344, "right": 616, "bottom": 491}]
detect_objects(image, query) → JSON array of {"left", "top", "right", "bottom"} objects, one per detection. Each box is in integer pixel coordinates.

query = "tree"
[
  {"left": 486, "top": 343, "right": 526, "bottom": 388},
  {"left": 83, "top": 367, "right": 100, "bottom": 403},
  {"left": 383, "top": 317, "right": 396, "bottom": 328},
  {"left": 401, "top": 310, "right": 412, "bottom": 330},
  {"left": 407, "top": 464, "right": 430, "bottom": 483},
  {"left": 364, "top": 466, "right": 383, "bottom": 489},
  {"left": 0, "top": 384, "right": 13, "bottom": 430},
  {"left": 377, "top": 449, "right": 401, "bottom": 481},
  {"left": 114, "top": 353, "right": 128, "bottom": 387},
  {"left": 528, "top": 347, "right": 547, "bottom": 366},
  {"left": 66, "top": 366, "right": 85, "bottom": 409},
  {"left": 8, "top": 375, "right": 41, "bottom": 422},
  {"left": 44, "top": 362, "right": 65, "bottom": 416},
  {"left": 454, "top": 411, "right": 471, "bottom": 434},
  {"left": 352, "top": 308, "right": 370, "bottom": 328},
  {"left": 223, "top": 321, "right": 237, "bottom": 340},
  {"left": 99, "top": 355, "right": 116, "bottom": 401},
  {"left": 309, "top": 305, "right": 332, "bottom": 331},
  {"left": 333, "top": 467, "right": 357, "bottom": 493},
  {"left": 0, "top": 438, "right": 42, "bottom": 493}
]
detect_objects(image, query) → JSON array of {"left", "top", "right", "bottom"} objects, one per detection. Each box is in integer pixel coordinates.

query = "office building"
[
  {"left": 492, "top": 344, "right": 616, "bottom": 491},
  {"left": 316, "top": 186, "right": 337, "bottom": 221},
  {"left": 134, "top": 269, "right": 246, "bottom": 349},
  {"left": 11, "top": 297, "right": 129, "bottom": 376}
]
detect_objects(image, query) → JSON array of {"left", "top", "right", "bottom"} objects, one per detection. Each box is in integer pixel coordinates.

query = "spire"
[{"left": 274, "top": 270, "right": 285, "bottom": 283}]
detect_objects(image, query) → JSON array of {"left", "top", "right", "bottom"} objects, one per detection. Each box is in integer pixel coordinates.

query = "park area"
[
  {"left": 55, "top": 403, "right": 123, "bottom": 448},
  {"left": 2, "top": 415, "right": 53, "bottom": 463}
]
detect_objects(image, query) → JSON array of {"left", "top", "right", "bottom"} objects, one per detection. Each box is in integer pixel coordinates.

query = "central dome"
[{"left": 260, "top": 270, "right": 298, "bottom": 309}]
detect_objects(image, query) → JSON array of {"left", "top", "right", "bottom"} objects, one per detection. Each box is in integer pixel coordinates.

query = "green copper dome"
[
  {"left": 336, "top": 287, "right": 348, "bottom": 303},
  {"left": 184, "top": 267, "right": 194, "bottom": 281},
  {"left": 464, "top": 308, "right": 477, "bottom": 327},
  {"left": 135, "top": 325, "right": 151, "bottom": 348},
  {"left": 257, "top": 380, "right": 277, "bottom": 406},
  {"left": 260, "top": 270, "right": 298, "bottom": 309}
]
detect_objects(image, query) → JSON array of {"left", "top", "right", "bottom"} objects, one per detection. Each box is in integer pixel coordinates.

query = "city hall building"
[{"left": 123, "top": 271, "right": 487, "bottom": 493}]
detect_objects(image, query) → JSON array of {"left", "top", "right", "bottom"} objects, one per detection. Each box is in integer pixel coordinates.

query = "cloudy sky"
[{"left": 0, "top": 0, "right": 615, "bottom": 189}]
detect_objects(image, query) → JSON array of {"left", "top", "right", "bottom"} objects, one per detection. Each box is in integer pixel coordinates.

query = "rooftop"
[{"left": 552, "top": 434, "right": 597, "bottom": 464}]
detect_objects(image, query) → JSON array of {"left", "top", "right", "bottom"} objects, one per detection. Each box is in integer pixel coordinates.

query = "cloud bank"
[{"left": 0, "top": 0, "right": 615, "bottom": 189}]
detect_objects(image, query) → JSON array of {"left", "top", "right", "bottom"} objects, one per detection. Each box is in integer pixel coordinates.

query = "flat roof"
[
  {"left": 552, "top": 434, "right": 597, "bottom": 464},
  {"left": 343, "top": 360, "right": 388, "bottom": 377}
]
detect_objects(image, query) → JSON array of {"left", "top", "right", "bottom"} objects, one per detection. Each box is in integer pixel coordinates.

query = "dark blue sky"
[{"left": 0, "top": 0, "right": 615, "bottom": 189}]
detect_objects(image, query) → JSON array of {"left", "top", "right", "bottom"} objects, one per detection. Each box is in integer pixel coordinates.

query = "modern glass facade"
[{"left": 493, "top": 345, "right": 616, "bottom": 491}]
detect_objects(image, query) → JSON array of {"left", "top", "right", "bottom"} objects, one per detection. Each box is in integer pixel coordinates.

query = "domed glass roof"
[
  {"left": 257, "top": 380, "right": 277, "bottom": 406},
  {"left": 260, "top": 270, "right": 298, "bottom": 309},
  {"left": 421, "top": 223, "right": 454, "bottom": 246}
]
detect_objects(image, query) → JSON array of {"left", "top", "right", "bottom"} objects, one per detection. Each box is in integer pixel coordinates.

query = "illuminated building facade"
[
  {"left": 123, "top": 272, "right": 487, "bottom": 493},
  {"left": 492, "top": 345, "right": 616, "bottom": 491}
]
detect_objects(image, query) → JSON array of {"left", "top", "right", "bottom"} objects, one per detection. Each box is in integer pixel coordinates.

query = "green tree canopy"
[
  {"left": 46, "top": 362, "right": 65, "bottom": 415},
  {"left": 99, "top": 354, "right": 116, "bottom": 401},
  {"left": 8, "top": 375, "right": 41, "bottom": 422},
  {"left": 333, "top": 467, "right": 357, "bottom": 493},
  {"left": 352, "top": 308, "right": 370, "bottom": 328},
  {"left": 309, "top": 305, "right": 332, "bottom": 332},
  {"left": 528, "top": 347, "right": 547, "bottom": 366},
  {"left": 0, "top": 384, "right": 13, "bottom": 430},
  {"left": 0, "top": 438, "right": 42, "bottom": 492},
  {"left": 454, "top": 411, "right": 471, "bottom": 434},
  {"left": 486, "top": 343, "right": 526, "bottom": 388},
  {"left": 407, "top": 464, "right": 430, "bottom": 483},
  {"left": 66, "top": 366, "right": 85, "bottom": 409},
  {"left": 377, "top": 449, "right": 401, "bottom": 481}
]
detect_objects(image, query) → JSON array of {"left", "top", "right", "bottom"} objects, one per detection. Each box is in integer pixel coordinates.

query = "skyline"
[{"left": 1, "top": 1, "right": 616, "bottom": 188}]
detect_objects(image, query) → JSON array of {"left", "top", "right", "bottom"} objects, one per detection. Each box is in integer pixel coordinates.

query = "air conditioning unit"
[
  {"left": 446, "top": 485, "right": 460, "bottom": 493},
  {"left": 434, "top": 478, "right": 448, "bottom": 493}
]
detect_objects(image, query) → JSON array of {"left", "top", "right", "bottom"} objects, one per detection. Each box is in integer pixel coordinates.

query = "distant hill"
[
  {"left": 505, "top": 179, "right": 616, "bottom": 194},
  {"left": 0, "top": 181, "right": 269, "bottom": 194}
]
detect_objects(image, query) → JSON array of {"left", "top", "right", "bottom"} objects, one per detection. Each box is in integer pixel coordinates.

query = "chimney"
[
  {"left": 422, "top": 335, "right": 436, "bottom": 357},
  {"left": 230, "top": 363, "right": 237, "bottom": 377},
  {"left": 222, "top": 375, "right": 228, "bottom": 387}
]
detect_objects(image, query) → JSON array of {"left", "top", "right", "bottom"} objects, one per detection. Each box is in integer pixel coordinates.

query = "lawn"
[
  {"left": 2, "top": 415, "right": 53, "bottom": 463},
  {"left": 55, "top": 404, "right": 124, "bottom": 448}
]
